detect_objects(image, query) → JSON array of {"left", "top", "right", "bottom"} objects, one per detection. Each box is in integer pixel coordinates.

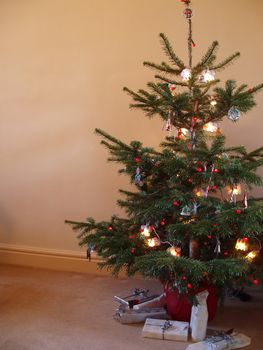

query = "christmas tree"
[{"left": 66, "top": 0, "right": 263, "bottom": 297}]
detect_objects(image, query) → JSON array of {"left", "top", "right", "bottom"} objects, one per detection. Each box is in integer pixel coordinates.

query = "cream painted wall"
[{"left": 0, "top": 0, "right": 262, "bottom": 253}]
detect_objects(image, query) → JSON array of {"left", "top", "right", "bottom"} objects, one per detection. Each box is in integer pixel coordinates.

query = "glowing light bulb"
[
  {"left": 210, "top": 99, "right": 217, "bottom": 106},
  {"left": 167, "top": 246, "right": 181, "bottom": 257},
  {"left": 246, "top": 251, "right": 258, "bottom": 261},
  {"left": 203, "top": 122, "right": 218, "bottom": 133},
  {"left": 180, "top": 128, "right": 189, "bottom": 136},
  {"left": 235, "top": 238, "right": 248, "bottom": 252},
  {"left": 140, "top": 225, "right": 151, "bottom": 237},
  {"left": 180, "top": 68, "right": 191, "bottom": 81},
  {"left": 228, "top": 184, "right": 241, "bottom": 196},
  {"left": 147, "top": 238, "right": 158, "bottom": 247}
]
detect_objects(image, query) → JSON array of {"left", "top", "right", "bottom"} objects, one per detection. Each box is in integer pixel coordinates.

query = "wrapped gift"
[
  {"left": 185, "top": 332, "right": 251, "bottom": 350},
  {"left": 142, "top": 318, "right": 189, "bottom": 341},
  {"left": 133, "top": 293, "right": 166, "bottom": 310},
  {"left": 114, "top": 288, "right": 159, "bottom": 308},
  {"left": 114, "top": 307, "right": 168, "bottom": 324}
]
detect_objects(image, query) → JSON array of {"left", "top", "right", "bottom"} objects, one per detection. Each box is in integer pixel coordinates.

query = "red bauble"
[
  {"left": 173, "top": 201, "right": 180, "bottom": 207},
  {"left": 131, "top": 248, "right": 136, "bottom": 254},
  {"left": 188, "top": 178, "right": 193, "bottom": 183},
  {"left": 197, "top": 167, "right": 202, "bottom": 172},
  {"left": 129, "top": 235, "right": 134, "bottom": 239},
  {"left": 253, "top": 279, "right": 260, "bottom": 285},
  {"left": 160, "top": 220, "right": 166, "bottom": 226},
  {"left": 187, "top": 283, "right": 192, "bottom": 289},
  {"left": 224, "top": 251, "right": 229, "bottom": 256},
  {"left": 108, "top": 226, "right": 113, "bottom": 231},
  {"left": 235, "top": 209, "right": 241, "bottom": 214},
  {"left": 213, "top": 168, "right": 219, "bottom": 173},
  {"left": 243, "top": 237, "right": 249, "bottom": 242},
  {"left": 213, "top": 185, "right": 217, "bottom": 190},
  {"left": 207, "top": 235, "right": 212, "bottom": 239},
  {"left": 135, "top": 157, "right": 140, "bottom": 163}
]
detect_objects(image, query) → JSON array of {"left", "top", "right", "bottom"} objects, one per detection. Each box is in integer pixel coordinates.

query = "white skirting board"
[{"left": 0, "top": 243, "right": 119, "bottom": 276}]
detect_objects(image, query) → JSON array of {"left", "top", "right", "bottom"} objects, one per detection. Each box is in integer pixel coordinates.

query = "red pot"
[{"left": 165, "top": 285, "right": 217, "bottom": 322}]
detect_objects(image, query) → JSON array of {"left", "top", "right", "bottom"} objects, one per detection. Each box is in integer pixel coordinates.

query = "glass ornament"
[
  {"left": 180, "top": 68, "right": 191, "bottom": 81},
  {"left": 228, "top": 106, "right": 241, "bottom": 122}
]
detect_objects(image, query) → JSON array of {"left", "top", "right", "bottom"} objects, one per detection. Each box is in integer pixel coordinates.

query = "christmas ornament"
[
  {"left": 229, "top": 184, "right": 241, "bottom": 204},
  {"left": 184, "top": 8, "right": 192, "bottom": 19},
  {"left": 235, "top": 238, "right": 248, "bottom": 251},
  {"left": 180, "top": 205, "right": 192, "bottom": 216},
  {"left": 134, "top": 167, "right": 143, "bottom": 186},
  {"left": 200, "top": 69, "right": 215, "bottom": 83},
  {"left": 108, "top": 226, "right": 113, "bottom": 231},
  {"left": 167, "top": 246, "right": 181, "bottom": 257},
  {"left": 214, "top": 237, "right": 221, "bottom": 254},
  {"left": 135, "top": 156, "right": 140, "bottom": 163},
  {"left": 243, "top": 191, "right": 248, "bottom": 209},
  {"left": 228, "top": 106, "right": 241, "bottom": 122},
  {"left": 180, "top": 68, "right": 191, "bottom": 81},
  {"left": 235, "top": 209, "right": 241, "bottom": 214},
  {"left": 163, "top": 110, "right": 173, "bottom": 132},
  {"left": 173, "top": 200, "right": 180, "bottom": 207},
  {"left": 203, "top": 122, "right": 218, "bottom": 133},
  {"left": 168, "top": 83, "right": 176, "bottom": 92}
]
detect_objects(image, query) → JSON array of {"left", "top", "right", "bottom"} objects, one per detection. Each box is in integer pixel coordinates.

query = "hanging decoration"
[
  {"left": 180, "top": 205, "right": 192, "bottom": 216},
  {"left": 228, "top": 106, "right": 241, "bottom": 122},
  {"left": 180, "top": 68, "right": 191, "bottom": 81},
  {"left": 228, "top": 184, "right": 241, "bottom": 204},
  {"left": 183, "top": 7, "right": 193, "bottom": 19},
  {"left": 168, "top": 83, "right": 176, "bottom": 93},
  {"left": 163, "top": 110, "right": 174, "bottom": 132},
  {"left": 134, "top": 167, "right": 143, "bottom": 186},
  {"left": 200, "top": 69, "right": 216, "bottom": 83},
  {"left": 243, "top": 191, "right": 248, "bottom": 209}
]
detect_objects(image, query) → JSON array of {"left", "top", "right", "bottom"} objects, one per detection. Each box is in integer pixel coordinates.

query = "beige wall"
[{"left": 0, "top": 0, "right": 262, "bottom": 254}]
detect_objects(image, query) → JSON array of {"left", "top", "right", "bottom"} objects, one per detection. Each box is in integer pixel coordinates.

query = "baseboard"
[{"left": 0, "top": 243, "right": 123, "bottom": 276}]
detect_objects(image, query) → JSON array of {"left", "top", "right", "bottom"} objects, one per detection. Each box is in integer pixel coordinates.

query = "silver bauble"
[{"left": 228, "top": 107, "right": 241, "bottom": 122}]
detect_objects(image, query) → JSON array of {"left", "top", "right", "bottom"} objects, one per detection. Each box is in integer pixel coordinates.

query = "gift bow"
[{"left": 161, "top": 321, "right": 173, "bottom": 340}]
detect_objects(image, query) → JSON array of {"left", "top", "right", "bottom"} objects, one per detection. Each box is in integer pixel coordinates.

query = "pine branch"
[
  {"left": 210, "top": 52, "right": 240, "bottom": 71},
  {"left": 143, "top": 61, "right": 179, "bottom": 74},
  {"left": 159, "top": 33, "right": 185, "bottom": 69}
]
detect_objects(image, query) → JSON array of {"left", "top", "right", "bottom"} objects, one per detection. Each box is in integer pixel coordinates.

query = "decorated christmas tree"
[{"left": 66, "top": 0, "right": 263, "bottom": 300}]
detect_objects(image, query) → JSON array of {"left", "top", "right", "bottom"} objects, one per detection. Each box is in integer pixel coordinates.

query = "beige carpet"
[{"left": 0, "top": 264, "right": 262, "bottom": 350}]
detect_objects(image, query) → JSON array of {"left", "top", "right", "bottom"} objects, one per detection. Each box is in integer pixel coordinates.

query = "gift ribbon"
[
  {"left": 146, "top": 320, "right": 187, "bottom": 340},
  {"left": 161, "top": 321, "right": 173, "bottom": 340}
]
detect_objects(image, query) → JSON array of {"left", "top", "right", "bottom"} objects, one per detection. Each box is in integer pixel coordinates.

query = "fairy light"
[
  {"left": 167, "top": 246, "right": 181, "bottom": 257},
  {"left": 235, "top": 238, "right": 249, "bottom": 252},
  {"left": 203, "top": 122, "right": 218, "bottom": 133},
  {"left": 246, "top": 251, "right": 258, "bottom": 261},
  {"left": 147, "top": 238, "right": 159, "bottom": 247},
  {"left": 140, "top": 225, "right": 151, "bottom": 237}
]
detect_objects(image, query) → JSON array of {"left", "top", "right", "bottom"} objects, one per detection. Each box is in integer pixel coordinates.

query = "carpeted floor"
[{"left": 0, "top": 264, "right": 262, "bottom": 350}]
